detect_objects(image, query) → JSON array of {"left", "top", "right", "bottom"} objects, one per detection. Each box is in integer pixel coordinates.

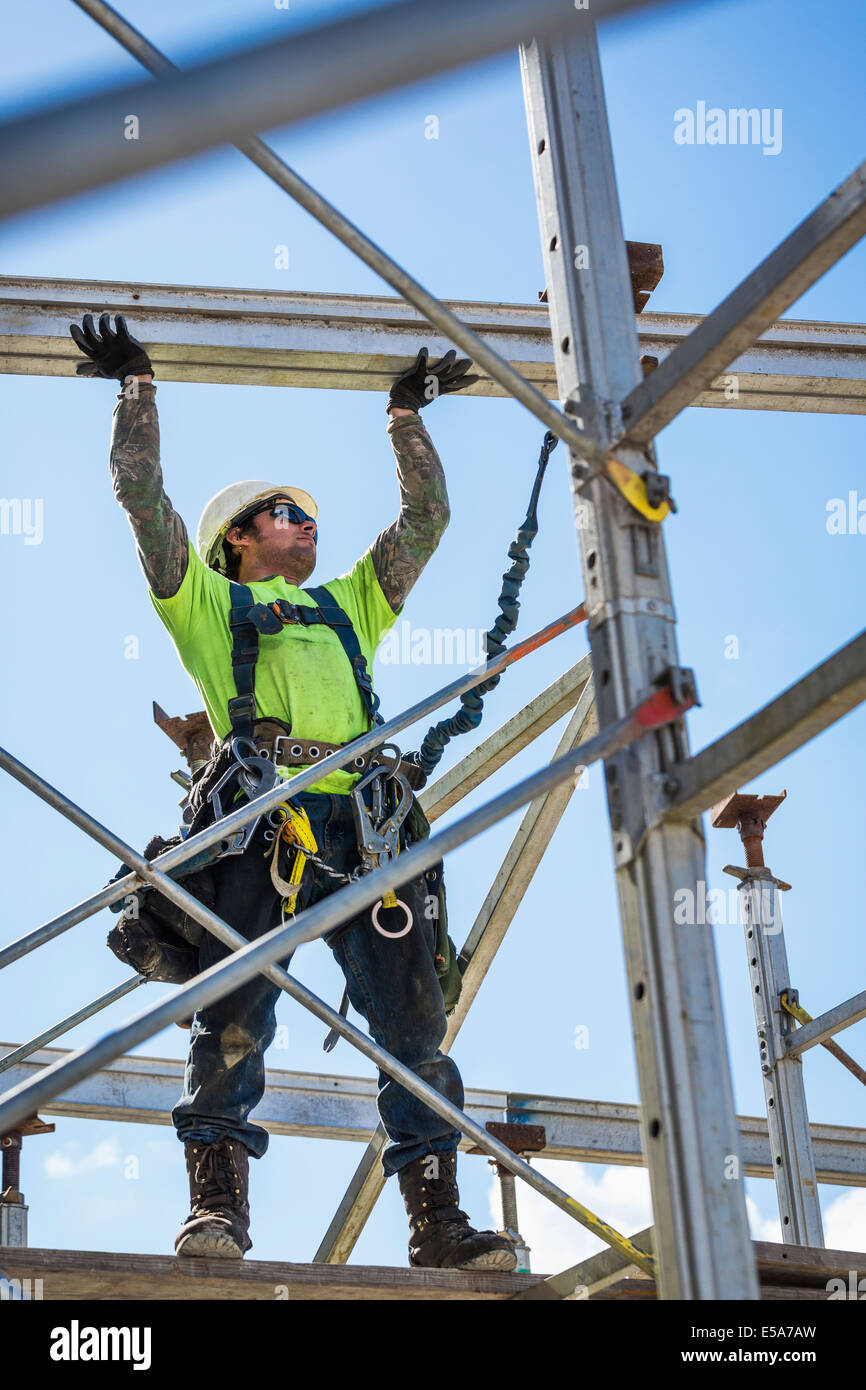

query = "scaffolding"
[{"left": 1, "top": 0, "right": 865, "bottom": 1301}]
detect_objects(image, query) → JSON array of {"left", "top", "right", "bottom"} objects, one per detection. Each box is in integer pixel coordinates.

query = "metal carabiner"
[
  {"left": 350, "top": 755, "right": 415, "bottom": 938},
  {"left": 230, "top": 735, "right": 280, "bottom": 801},
  {"left": 206, "top": 737, "right": 282, "bottom": 856}
]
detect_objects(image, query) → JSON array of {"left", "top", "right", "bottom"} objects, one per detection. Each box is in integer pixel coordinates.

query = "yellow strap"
[
  {"left": 263, "top": 803, "right": 320, "bottom": 912},
  {"left": 603, "top": 458, "right": 671, "bottom": 522},
  {"left": 781, "top": 991, "right": 811, "bottom": 1026},
  {"left": 281, "top": 803, "right": 319, "bottom": 853},
  {"left": 380, "top": 780, "right": 399, "bottom": 909}
]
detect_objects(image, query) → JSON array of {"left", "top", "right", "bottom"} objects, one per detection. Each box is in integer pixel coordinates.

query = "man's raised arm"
[
  {"left": 110, "top": 382, "right": 189, "bottom": 600},
  {"left": 369, "top": 347, "right": 478, "bottom": 613},
  {"left": 370, "top": 407, "right": 451, "bottom": 613},
  {"left": 70, "top": 314, "right": 189, "bottom": 600}
]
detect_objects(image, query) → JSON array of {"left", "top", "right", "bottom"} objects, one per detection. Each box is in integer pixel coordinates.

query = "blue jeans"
[{"left": 172, "top": 786, "right": 463, "bottom": 1176}]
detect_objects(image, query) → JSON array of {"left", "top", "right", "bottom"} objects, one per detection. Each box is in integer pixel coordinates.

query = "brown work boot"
[
  {"left": 174, "top": 1133, "right": 252, "bottom": 1258},
  {"left": 398, "top": 1152, "right": 517, "bottom": 1271}
]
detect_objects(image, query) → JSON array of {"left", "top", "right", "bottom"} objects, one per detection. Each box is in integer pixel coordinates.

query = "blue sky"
[{"left": 0, "top": 0, "right": 864, "bottom": 1275}]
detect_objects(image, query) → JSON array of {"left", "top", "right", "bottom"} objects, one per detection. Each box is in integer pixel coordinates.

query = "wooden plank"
[
  {"left": 3, "top": 1239, "right": 862, "bottom": 1301},
  {"left": 752, "top": 1240, "right": 865, "bottom": 1287},
  {"left": 587, "top": 1241, "right": 866, "bottom": 1301},
  {"left": 0, "top": 1247, "right": 539, "bottom": 1302}
]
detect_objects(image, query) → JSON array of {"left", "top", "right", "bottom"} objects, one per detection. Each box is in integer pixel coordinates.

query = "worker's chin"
[{"left": 294, "top": 550, "right": 316, "bottom": 583}]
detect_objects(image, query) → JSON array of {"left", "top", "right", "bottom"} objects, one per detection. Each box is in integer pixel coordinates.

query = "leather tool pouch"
[{"left": 105, "top": 745, "right": 236, "bottom": 984}]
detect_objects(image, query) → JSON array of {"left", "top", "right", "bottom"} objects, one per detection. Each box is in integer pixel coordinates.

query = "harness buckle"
[
  {"left": 227, "top": 693, "right": 256, "bottom": 724},
  {"left": 294, "top": 604, "right": 322, "bottom": 627}
]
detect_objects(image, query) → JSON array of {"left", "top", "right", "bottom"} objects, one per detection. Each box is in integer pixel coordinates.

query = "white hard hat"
[{"left": 197, "top": 481, "right": 319, "bottom": 575}]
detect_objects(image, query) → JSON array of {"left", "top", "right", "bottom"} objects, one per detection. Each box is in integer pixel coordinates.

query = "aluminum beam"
[
  {"left": 0, "top": 0, "right": 669, "bottom": 221},
  {"left": 2, "top": 277, "right": 864, "bottom": 414},
  {"left": 521, "top": 25, "right": 758, "bottom": 1298},
  {"left": 785, "top": 991, "right": 866, "bottom": 1057},
  {"left": 620, "top": 159, "right": 866, "bottom": 443},
  {"left": 4, "top": 1047, "right": 863, "bottom": 1186},
  {"left": 0, "top": 976, "right": 143, "bottom": 1076},
  {"left": 511, "top": 1225, "right": 655, "bottom": 1300},
  {"left": 665, "top": 629, "right": 866, "bottom": 823}
]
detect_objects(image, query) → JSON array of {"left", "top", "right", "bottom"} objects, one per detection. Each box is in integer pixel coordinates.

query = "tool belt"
[
  {"left": 248, "top": 718, "right": 374, "bottom": 775},
  {"left": 248, "top": 718, "right": 427, "bottom": 790}
]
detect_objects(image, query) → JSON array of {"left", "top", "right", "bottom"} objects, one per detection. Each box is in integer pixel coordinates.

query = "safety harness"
[{"left": 227, "top": 581, "right": 384, "bottom": 742}]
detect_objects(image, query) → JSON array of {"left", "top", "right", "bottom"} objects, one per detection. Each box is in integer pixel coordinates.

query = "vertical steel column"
[
  {"left": 520, "top": 27, "right": 759, "bottom": 1297},
  {"left": 735, "top": 873, "right": 824, "bottom": 1245},
  {"left": 0, "top": 1134, "right": 27, "bottom": 1247},
  {"left": 497, "top": 1169, "right": 531, "bottom": 1272}
]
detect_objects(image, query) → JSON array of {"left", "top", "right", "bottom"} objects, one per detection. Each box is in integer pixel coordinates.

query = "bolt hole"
[
  {"left": 783, "top": 1215, "right": 789, "bottom": 1225},
  {"left": 649, "top": 1119, "right": 661, "bottom": 1139},
  {"left": 549, "top": 234, "right": 558, "bottom": 251},
  {"left": 775, "top": 1156, "right": 782, "bottom": 1166},
  {"left": 587, "top": 551, "right": 597, "bottom": 569},
  {"left": 537, "top": 137, "right": 546, "bottom": 154},
  {"left": 561, "top": 336, "right": 570, "bottom": 353},
  {"left": 601, "top": 669, "right": 611, "bottom": 686},
  {"left": 755, "top": 985, "right": 760, "bottom": 994},
  {"left": 634, "top": 981, "right": 645, "bottom": 1001},
  {"left": 751, "top": 957, "right": 757, "bottom": 966}
]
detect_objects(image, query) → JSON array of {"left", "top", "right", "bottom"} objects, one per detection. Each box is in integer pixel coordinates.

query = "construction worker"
[{"left": 70, "top": 313, "right": 516, "bottom": 1273}]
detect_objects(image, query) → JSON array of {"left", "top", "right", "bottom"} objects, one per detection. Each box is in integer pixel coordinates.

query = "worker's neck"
[{"left": 237, "top": 561, "right": 309, "bottom": 586}]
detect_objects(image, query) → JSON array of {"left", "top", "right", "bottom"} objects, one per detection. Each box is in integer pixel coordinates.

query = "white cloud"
[
  {"left": 823, "top": 1188, "right": 866, "bottom": 1253},
  {"left": 745, "top": 1194, "right": 782, "bottom": 1243},
  {"left": 43, "top": 1138, "right": 121, "bottom": 1179},
  {"left": 488, "top": 1160, "right": 652, "bottom": 1275}
]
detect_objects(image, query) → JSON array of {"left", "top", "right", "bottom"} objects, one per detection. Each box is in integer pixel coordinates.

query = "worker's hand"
[
  {"left": 69, "top": 313, "right": 154, "bottom": 381},
  {"left": 386, "top": 346, "right": 478, "bottom": 414}
]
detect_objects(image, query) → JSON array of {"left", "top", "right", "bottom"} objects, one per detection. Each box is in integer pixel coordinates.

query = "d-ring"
[{"left": 371, "top": 898, "right": 413, "bottom": 939}]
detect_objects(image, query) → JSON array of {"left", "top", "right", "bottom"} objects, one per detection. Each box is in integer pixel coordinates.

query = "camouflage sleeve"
[
  {"left": 370, "top": 411, "right": 451, "bottom": 612},
  {"left": 109, "top": 383, "right": 189, "bottom": 600}
]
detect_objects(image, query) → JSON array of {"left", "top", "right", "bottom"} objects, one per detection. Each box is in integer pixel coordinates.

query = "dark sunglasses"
[{"left": 233, "top": 496, "right": 318, "bottom": 542}]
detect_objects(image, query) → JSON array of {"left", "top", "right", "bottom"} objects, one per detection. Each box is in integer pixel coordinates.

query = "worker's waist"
[
  {"left": 235, "top": 718, "right": 426, "bottom": 791},
  {"left": 239, "top": 718, "right": 373, "bottom": 775}
]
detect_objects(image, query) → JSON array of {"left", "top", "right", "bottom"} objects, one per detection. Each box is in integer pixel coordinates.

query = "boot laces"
[
  {"left": 422, "top": 1172, "right": 470, "bottom": 1227},
  {"left": 192, "top": 1133, "right": 244, "bottom": 1209}
]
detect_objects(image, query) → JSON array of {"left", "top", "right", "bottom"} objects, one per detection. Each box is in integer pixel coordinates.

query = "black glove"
[
  {"left": 387, "top": 346, "right": 478, "bottom": 413},
  {"left": 69, "top": 313, "right": 154, "bottom": 381}
]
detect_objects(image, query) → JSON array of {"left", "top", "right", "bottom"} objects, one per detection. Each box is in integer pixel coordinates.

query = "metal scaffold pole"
[
  {"left": 712, "top": 792, "right": 824, "bottom": 1246},
  {"left": 520, "top": 26, "right": 760, "bottom": 1298}
]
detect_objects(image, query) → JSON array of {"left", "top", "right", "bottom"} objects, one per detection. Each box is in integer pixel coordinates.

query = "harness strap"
[
  {"left": 303, "top": 585, "right": 384, "bottom": 729},
  {"left": 227, "top": 581, "right": 384, "bottom": 744}
]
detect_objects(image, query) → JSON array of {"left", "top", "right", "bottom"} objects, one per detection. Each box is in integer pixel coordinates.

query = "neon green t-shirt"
[{"left": 149, "top": 539, "right": 401, "bottom": 795}]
